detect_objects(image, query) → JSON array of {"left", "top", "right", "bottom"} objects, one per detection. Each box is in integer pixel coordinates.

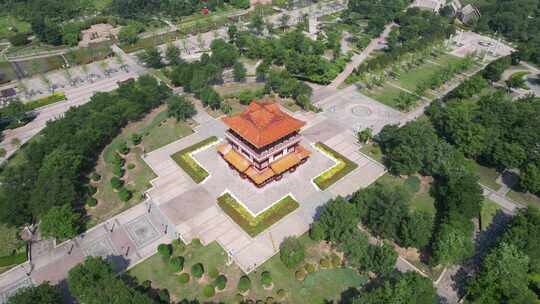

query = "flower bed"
[
  {"left": 217, "top": 192, "right": 299, "bottom": 237},
  {"left": 171, "top": 136, "right": 217, "bottom": 183},
  {"left": 313, "top": 143, "right": 358, "bottom": 190}
]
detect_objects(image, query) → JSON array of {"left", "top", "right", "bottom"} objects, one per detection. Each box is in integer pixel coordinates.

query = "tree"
[
  {"left": 279, "top": 14, "right": 290, "bottom": 30},
  {"left": 7, "top": 282, "right": 62, "bottom": 304},
  {"left": 214, "top": 274, "right": 227, "bottom": 290},
  {"left": 432, "top": 168, "right": 483, "bottom": 220},
  {"left": 68, "top": 257, "right": 153, "bottom": 304},
  {"left": 279, "top": 236, "right": 305, "bottom": 268},
  {"left": 352, "top": 271, "right": 437, "bottom": 304},
  {"left": 233, "top": 61, "right": 247, "bottom": 82},
  {"left": 9, "top": 33, "right": 30, "bottom": 46},
  {"left": 249, "top": 13, "right": 265, "bottom": 35},
  {"left": 165, "top": 43, "right": 182, "bottom": 65},
  {"left": 210, "top": 39, "right": 239, "bottom": 67},
  {"left": 483, "top": 56, "right": 511, "bottom": 82},
  {"left": 117, "top": 23, "right": 140, "bottom": 45},
  {"left": 40, "top": 204, "right": 79, "bottom": 240},
  {"left": 167, "top": 95, "right": 196, "bottom": 121},
  {"left": 191, "top": 263, "right": 204, "bottom": 278},
  {"left": 466, "top": 243, "right": 536, "bottom": 303},
  {"left": 199, "top": 86, "right": 222, "bottom": 110},
  {"left": 357, "top": 128, "right": 373, "bottom": 144},
  {"left": 227, "top": 24, "right": 238, "bottom": 43},
  {"left": 238, "top": 275, "right": 251, "bottom": 292},
  {"left": 231, "top": 0, "right": 250, "bottom": 9},
  {"left": 315, "top": 196, "right": 359, "bottom": 243},
  {"left": 138, "top": 46, "right": 163, "bottom": 68},
  {"left": 367, "top": 243, "right": 398, "bottom": 275},
  {"left": 431, "top": 215, "right": 474, "bottom": 266},
  {"left": 398, "top": 211, "right": 434, "bottom": 249},
  {"left": 261, "top": 271, "right": 272, "bottom": 287},
  {"left": 520, "top": 160, "right": 540, "bottom": 195},
  {"left": 158, "top": 243, "right": 172, "bottom": 260},
  {"left": 339, "top": 232, "right": 369, "bottom": 269}
]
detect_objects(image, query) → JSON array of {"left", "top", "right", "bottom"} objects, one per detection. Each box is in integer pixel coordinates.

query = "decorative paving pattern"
[
  {"left": 82, "top": 235, "right": 118, "bottom": 258},
  {"left": 0, "top": 277, "right": 33, "bottom": 304},
  {"left": 124, "top": 215, "right": 160, "bottom": 248}
]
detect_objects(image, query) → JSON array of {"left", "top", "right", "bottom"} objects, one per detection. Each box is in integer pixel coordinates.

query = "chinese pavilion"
[{"left": 217, "top": 101, "right": 311, "bottom": 187}]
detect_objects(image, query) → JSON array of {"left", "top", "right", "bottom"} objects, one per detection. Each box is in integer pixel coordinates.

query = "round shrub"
[
  {"left": 86, "top": 185, "right": 98, "bottom": 195},
  {"left": 261, "top": 271, "right": 272, "bottom": 287},
  {"left": 404, "top": 176, "right": 421, "bottom": 194},
  {"left": 158, "top": 243, "right": 172, "bottom": 260},
  {"left": 9, "top": 33, "right": 30, "bottom": 46},
  {"left": 331, "top": 253, "right": 341, "bottom": 267},
  {"left": 279, "top": 236, "right": 305, "bottom": 269},
  {"left": 169, "top": 256, "right": 184, "bottom": 272},
  {"left": 113, "top": 164, "right": 125, "bottom": 177},
  {"left": 202, "top": 284, "right": 215, "bottom": 298},
  {"left": 91, "top": 172, "right": 101, "bottom": 181},
  {"left": 304, "top": 263, "right": 316, "bottom": 273},
  {"left": 127, "top": 163, "right": 136, "bottom": 170},
  {"left": 118, "top": 187, "right": 132, "bottom": 202},
  {"left": 309, "top": 222, "right": 325, "bottom": 241},
  {"left": 131, "top": 133, "right": 142, "bottom": 145},
  {"left": 178, "top": 273, "right": 190, "bottom": 284},
  {"left": 214, "top": 274, "right": 227, "bottom": 290},
  {"left": 208, "top": 266, "right": 219, "bottom": 279},
  {"left": 237, "top": 275, "right": 251, "bottom": 292},
  {"left": 110, "top": 177, "right": 123, "bottom": 190},
  {"left": 319, "top": 258, "right": 330, "bottom": 268},
  {"left": 276, "top": 289, "right": 287, "bottom": 299},
  {"left": 295, "top": 270, "right": 306, "bottom": 281},
  {"left": 86, "top": 196, "right": 98, "bottom": 207},
  {"left": 119, "top": 142, "right": 130, "bottom": 155},
  {"left": 112, "top": 153, "right": 125, "bottom": 166},
  {"left": 191, "top": 263, "right": 204, "bottom": 278}
]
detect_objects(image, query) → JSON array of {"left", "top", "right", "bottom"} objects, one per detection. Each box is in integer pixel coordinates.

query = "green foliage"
[
  {"left": 157, "top": 244, "right": 172, "bottom": 260},
  {"left": 167, "top": 95, "right": 196, "bottom": 121},
  {"left": 130, "top": 133, "right": 142, "bottom": 145},
  {"left": 137, "top": 46, "right": 163, "bottom": 69},
  {"left": 210, "top": 39, "right": 239, "bottom": 68},
  {"left": 91, "top": 173, "right": 101, "bottom": 182},
  {"left": 110, "top": 177, "right": 123, "bottom": 190},
  {"left": 305, "top": 263, "right": 316, "bottom": 273},
  {"left": 165, "top": 44, "right": 182, "bottom": 66},
  {"left": 431, "top": 215, "right": 474, "bottom": 266},
  {"left": 315, "top": 196, "right": 359, "bottom": 243},
  {"left": 178, "top": 273, "right": 190, "bottom": 284},
  {"left": 366, "top": 243, "right": 397, "bottom": 275},
  {"left": 118, "top": 187, "right": 132, "bottom": 202},
  {"left": 279, "top": 236, "right": 305, "bottom": 269},
  {"left": 319, "top": 258, "right": 330, "bottom": 268},
  {"left": 0, "top": 224, "right": 24, "bottom": 257},
  {"left": 233, "top": 61, "right": 247, "bottom": 82},
  {"left": 357, "top": 128, "right": 373, "bottom": 144},
  {"left": 309, "top": 222, "right": 325, "bottom": 241},
  {"left": 68, "top": 257, "right": 153, "bottom": 304},
  {"left": 127, "top": 163, "right": 135, "bottom": 170},
  {"left": 169, "top": 256, "right": 184, "bottom": 272},
  {"left": 483, "top": 56, "right": 511, "bottom": 82},
  {"left": 202, "top": 284, "right": 215, "bottom": 298},
  {"left": 352, "top": 271, "right": 437, "bottom": 304},
  {"left": 398, "top": 211, "right": 434, "bottom": 249},
  {"left": 85, "top": 196, "right": 98, "bottom": 207},
  {"left": 214, "top": 274, "right": 227, "bottom": 290},
  {"left": 208, "top": 266, "right": 219, "bottom": 279},
  {"left": 170, "top": 137, "right": 217, "bottom": 183},
  {"left": 191, "top": 262, "right": 204, "bottom": 278},
  {"left": 331, "top": 253, "right": 341, "bottom": 268},
  {"left": 118, "top": 23, "right": 141, "bottom": 45},
  {"left": 238, "top": 275, "right": 251, "bottom": 292},
  {"left": 8, "top": 33, "right": 30, "bottom": 46},
  {"left": 40, "top": 204, "right": 79, "bottom": 240},
  {"left": 7, "top": 282, "right": 62, "bottom": 304},
  {"left": 404, "top": 176, "right": 421, "bottom": 193},
  {"left": 261, "top": 271, "right": 272, "bottom": 286}
]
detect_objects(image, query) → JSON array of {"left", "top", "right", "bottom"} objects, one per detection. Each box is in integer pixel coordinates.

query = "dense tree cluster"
[
  {"left": 345, "top": 0, "right": 409, "bottom": 36},
  {"left": 264, "top": 69, "right": 314, "bottom": 110},
  {"left": 0, "top": 76, "right": 171, "bottom": 237},
  {"left": 355, "top": 8, "right": 455, "bottom": 75},
  {"left": 472, "top": 0, "right": 540, "bottom": 66},
  {"left": 465, "top": 207, "right": 540, "bottom": 303},
  {"left": 7, "top": 282, "right": 62, "bottom": 304},
  {"left": 428, "top": 92, "right": 540, "bottom": 195}
]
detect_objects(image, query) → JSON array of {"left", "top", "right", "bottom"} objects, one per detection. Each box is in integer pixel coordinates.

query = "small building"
[
  {"left": 458, "top": 4, "right": 481, "bottom": 24},
  {"left": 79, "top": 23, "right": 120, "bottom": 47},
  {"left": 218, "top": 101, "right": 311, "bottom": 187}
]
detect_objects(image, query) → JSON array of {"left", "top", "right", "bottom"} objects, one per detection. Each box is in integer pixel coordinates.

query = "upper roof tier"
[{"left": 221, "top": 101, "right": 306, "bottom": 148}]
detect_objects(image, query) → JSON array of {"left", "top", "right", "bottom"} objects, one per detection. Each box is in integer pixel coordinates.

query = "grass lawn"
[
  {"left": 313, "top": 143, "right": 358, "bottom": 191},
  {"left": 470, "top": 161, "right": 501, "bottom": 191},
  {"left": 217, "top": 193, "right": 299, "bottom": 237},
  {"left": 359, "top": 143, "right": 383, "bottom": 163},
  {"left": 214, "top": 82, "right": 264, "bottom": 96},
  {"left": 360, "top": 84, "right": 406, "bottom": 109},
  {"left": 129, "top": 235, "right": 367, "bottom": 303},
  {"left": 0, "top": 16, "right": 31, "bottom": 39},
  {"left": 171, "top": 136, "right": 218, "bottom": 183},
  {"left": 507, "top": 190, "right": 540, "bottom": 209},
  {"left": 376, "top": 174, "right": 436, "bottom": 216},
  {"left": 121, "top": 31, "right": 181, "bottom": 53},
  {"left": 390, "top": 62, "right": 440, "bottom": 93},
  {"left": 480, "top": 198, "right": 501, "bottom": 230},
  {"left": 89, "top": 107, "right": 193, "bottom": 227}
]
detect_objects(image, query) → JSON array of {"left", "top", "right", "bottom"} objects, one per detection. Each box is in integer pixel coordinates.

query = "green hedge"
[
  {"left": 217, "top": 193, "right": 299, "bottom": 237},
  {"left": 171, "top": 136, "right": 217, "bottom": 183},
  {"left": 25, "top": 92, "right": 67, "bottom": 111},
  {"left": 0, "top": 251, "right": 27, "bottom": 267},
  {"left": 313, "top": 142, "right": 358, "bottom": 190}
]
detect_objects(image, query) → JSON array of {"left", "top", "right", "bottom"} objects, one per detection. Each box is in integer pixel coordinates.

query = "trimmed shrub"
[
  {"left": 238, "top": 275, "right": 251, "bottom": 292},
  {"left": 276, "top": 289, "right": 287, "bottom": 299},
  {"left": 305, "top": 263, "right": 316, "bottom": 273},
  {"left": 319, "top": 258, "right": 330, "bottom": 268},
  {"left": 158, "top": 243, "right": 172, "bottom": 260},
  {"left": 118, "top": 187, "right": 132, "bottom": 202},
  {"left": 178, "top": 273, "right": 190, "bottom": 284},
  {"left": 331, "top": 253, "right": 341, "bottom": 267},
  {"left": 112, "top": 153, "right": 125, "bottom": 166},
  {"left": 113, "top": 164, "right": 125, "bottom": 177},
  {"left": 279, "top": 236, "right": 305, "bottom": 269},
  {"left": 202, "top": 284, "right": 215, "bottom": 298},
  {"left": 295, "top": 269, "right": 306, "bottom": 281},
  {"left": 169, "top": 256, "right": 184, "bottom": 272},
  {"left": 191, "top": 263, "right": 204, "bottom": 278},
  {"left": 404, "top": 176, "right": 421, "bottom": 193},
  {"left": 85, "top": 196, "right": 98, "bottom": 207},
  {"left": 261, "top": 271, "right": 272, "bottom": 287},
  {"left": 110, "top": 177, "right": 123, "bottom": 190},
  {"left": 91, "top": 173, "right": 101, "bottom": 181},
  {"left": 309, "top": 222, "right": 325, "bottom": 241},
  {"left": 208, "top": 266, "right": 219, "bottom": 279},
  {"left": 86, "top": 185, "right": 97, "bottom": 195},
  {"left": 214, "top": 274, "right": 227, "bottom": 290},
  {"left": 118, "top": 142, "right": 130, "bottom": 155},
  {"left": 131, "top": 133, "right": 142, "bottom": 145},
  {"left": 127, "top": 163, "right": 136, "bottom": 170}
]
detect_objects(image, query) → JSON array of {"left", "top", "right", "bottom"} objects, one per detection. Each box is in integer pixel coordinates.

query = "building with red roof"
[{"left": 218, "top": 100, "right": 310, "bottom": 187}]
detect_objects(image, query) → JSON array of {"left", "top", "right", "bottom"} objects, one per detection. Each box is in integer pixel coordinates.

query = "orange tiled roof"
[
  {"left": 221, "top": 101, "right": 306, "bottom": 148},
  {"left": 270, "top": 153, "right": 301, "bottom": 175}
]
